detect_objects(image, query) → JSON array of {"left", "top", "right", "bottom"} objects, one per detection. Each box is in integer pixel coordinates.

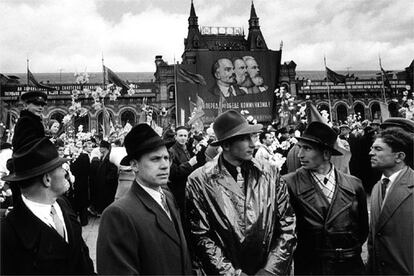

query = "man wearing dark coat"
[
  {"left": 70, "top": 141, "right": 91, "bottom": 226},
  {"left": 282, "top": 121, "right": 368, "bottom": 275},
  {"left": 97, "top": 124, "right": 192, "bottom": 275},
  {"left": 367, "top": 127, "right": 413, "bottom": 275},
  {"left": 186, "top": 110, "right": 296, "bottom": 275},
  {"left": 168, "top": 126, "right": 199, "bottom": 212},
  {"left": 12, "top": 91, "right": 47, "bottom": 150},
  {"left": 1, "top": 137, "right": 94, "bottom": 275},
  {"left": 95, "top": 140, "right": 118, "bottom": 214}
]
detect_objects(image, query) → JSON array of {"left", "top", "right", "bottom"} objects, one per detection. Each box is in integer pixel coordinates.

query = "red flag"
[
  {"left": 28, "top": 69, "right": 54, "bottom": 90},
  {"left": 380, "top": 67, "right": 393, "bottom": 92},
  {"left": 326, "top": 67, "right": 347, "bottom": 84},
  {"left": 177, "top": 67, "right": 207, "bottom": 86},
  {"left": 104, "top": 65, "right": 129, "bottom": 92}
]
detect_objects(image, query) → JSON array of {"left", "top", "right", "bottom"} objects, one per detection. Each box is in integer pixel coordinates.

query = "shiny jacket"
[
  {"left": 186, "top": 155, "right": 296, "bottom": 275},
  {"left": 283, "top": 167, "right": 368, "bottom": 275}
]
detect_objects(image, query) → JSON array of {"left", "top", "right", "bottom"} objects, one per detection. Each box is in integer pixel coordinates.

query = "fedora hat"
[
  {"left": 2, "top": 137, "right": 69, "bottom": 182},
  {"left": 21, "top": 91, "right": 47, "bottom": 106},
  {"left": 120, "top": 123, "right": 166, "bottom": 166},
  {"left": 297, "top": 121, "right": 342, "bottom": 156},
  {"left": 211, "top": 110, "right": 263, "bottom": 146}
]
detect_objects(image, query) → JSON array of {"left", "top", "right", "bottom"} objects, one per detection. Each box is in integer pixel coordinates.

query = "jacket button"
[
  {"left": 377, "top": 232, "right": 382, "bottom": 237},
  {"left": 380, "top": 261, "right": 386, "bottom": 266}
]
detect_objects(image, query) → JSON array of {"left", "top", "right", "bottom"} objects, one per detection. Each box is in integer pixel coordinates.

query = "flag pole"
[
  {"left": 26, "top": 58, "right": 30, "bottom": 89},
  {"left": 324, "top": 56, "right": 333, "bottom": 119},
  {"left": 173, "top": 55, "right": 179, "bottom": 127},
  {"left": 379, "top": 55, "right": 386, "bottom": 103}
]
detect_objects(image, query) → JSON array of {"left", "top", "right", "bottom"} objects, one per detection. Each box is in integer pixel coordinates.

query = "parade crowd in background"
[{"left": 0, "top": 90, "right": 413, "bottom": 275}]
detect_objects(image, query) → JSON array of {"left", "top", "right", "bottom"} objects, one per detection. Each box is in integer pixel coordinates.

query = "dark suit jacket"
[
  {"left": 12, "top": 110, "right": 45, "bottom": 150},
  {"left": 283, "top": 167, "right": 368, "bottom": 275},
  {"left": 96, "top": 181, "right": 192, "bottom": 275},
  {"left": 367, "top": 166, "right": 413, "bottom": 275},
  {"left": 95, "top": 153, "right": 118, "bottom": 213},
  {"left": 0, "top": 197, "right": 95, "bottom": 275},
  {"left": 70, "top": 152, "right": 91, "bottom": 210}
]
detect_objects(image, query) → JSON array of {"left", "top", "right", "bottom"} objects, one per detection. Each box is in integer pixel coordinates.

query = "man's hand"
[{"left": 188, "top": 156, "right": 198, "bottom": 166}]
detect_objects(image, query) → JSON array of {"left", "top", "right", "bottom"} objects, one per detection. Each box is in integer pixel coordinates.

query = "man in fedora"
[
  {"left": 12, "top": 91, "right": 48, "bottom": 150},
  {"left": 186, "top": 110, "right": 296, "bottom": 275},
  {"left": 96, "top": 123, "right": 192, "bottom": 275},
  {"left": 282, "top": 121, "right": 368, "bottom": 275},
  {"left": 367, "top": 127, "right": 413, "bottom": 275},
  {"left": 1, "top": 137, "right": 95, "bottom": 275}
]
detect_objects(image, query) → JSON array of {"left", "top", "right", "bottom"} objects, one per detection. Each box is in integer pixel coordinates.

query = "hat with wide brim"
[
  {"left": 297, "top": 121, "right": 342, "bottom": 156},
  {"left": 2, "top": 137, "right": 69, "bottom": 182},
  {"left": 120, "top": 123, "right": 166, "bottom": 166},
  {"left": 210, "top": 110, "right": 263, "bottom": 146},
  {"left": 381, "top": 117, "right": 414, "bottom": 133}
]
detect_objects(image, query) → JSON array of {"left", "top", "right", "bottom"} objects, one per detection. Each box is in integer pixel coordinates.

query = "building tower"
[{"left": 247, "top": 1, "right": 268, "bottom": 51}]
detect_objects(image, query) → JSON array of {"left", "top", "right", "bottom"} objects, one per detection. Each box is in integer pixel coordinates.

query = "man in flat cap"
[
  {"left": 282, "top": 121, "right": 368, "bottom": 275},
  {"left": 12, "top": 91, "right": 47, "bottom": 150},
  {"left": 1, "top": 137, "right": 94, "bottom": 275},
  {"left": 186, "top": 110, "right": 296, "bottom": 275},
  {"left": 97, "top": 124, "right": 192, "bottom": 275},
  {"left": 367, "top": 127, "right": 413, "bottom": 275}
]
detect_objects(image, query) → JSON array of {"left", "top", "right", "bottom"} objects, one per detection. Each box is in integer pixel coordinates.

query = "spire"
[
  {"left": 250, "top": 1, "right": 258, "bottom": 19},
  {"left": 190, "top": 0, "right": 196, "bottom": 17},
  {"left": 188, "top": 0, "right": 198, "bottom": 26},
  {"left": 247, "top": 1, "right": 268, "bottom": 50}
]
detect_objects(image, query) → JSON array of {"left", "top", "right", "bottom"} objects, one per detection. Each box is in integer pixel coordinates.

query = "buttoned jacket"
[
  {"left": 97, "top": 181, "right": 192, "bottom": 275},
  {"left": 186, "top": 155, "right": 296, "bottom": 275},
  {"left": 367, "top": 166, "right": 413, "bottom": 275},
  {"left": 1, "top": 197, "right": 95, "bottom": 275}
]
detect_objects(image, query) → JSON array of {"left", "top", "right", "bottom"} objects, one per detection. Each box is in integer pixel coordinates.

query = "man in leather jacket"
[
  {"left": 186, "top": 110, "right": 296, "bottom": 276},
  {"left": 282, "top": 122, "right": 368, "bottom": 275}
]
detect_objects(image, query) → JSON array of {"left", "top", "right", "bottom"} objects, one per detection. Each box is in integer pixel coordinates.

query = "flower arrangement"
[
  {"left": 397, "top": 87, "right": 414, "bottom": 120},
  {"left": 275, "top": 87, "right": 297, "bottom": 126}
]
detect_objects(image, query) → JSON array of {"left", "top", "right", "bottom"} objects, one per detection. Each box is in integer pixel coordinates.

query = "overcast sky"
[{"left": 1, "top": 0, "right": 413, "bottom": 73}]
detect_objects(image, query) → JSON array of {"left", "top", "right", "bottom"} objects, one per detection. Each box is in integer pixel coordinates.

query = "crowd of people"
[{"left": 0, "top": 90, "right": 413, "bottom": 275}]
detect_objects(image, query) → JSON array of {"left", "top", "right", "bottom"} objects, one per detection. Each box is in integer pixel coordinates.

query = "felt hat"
[
  {"left": 120, "top": 123, "right": 166, "bottom": 166},
  {"left": 2, "top": 137, "right": 69, "bottom": 182},
  {"left": 297, "top": 121, "right": 342, "bottom": 156},
  {"left": 211, "top": 110, "right": 262, "bottom": 146}
]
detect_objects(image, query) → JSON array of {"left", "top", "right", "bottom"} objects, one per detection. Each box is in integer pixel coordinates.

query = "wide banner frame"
[{"left": 176, "top": 50, "right": 281, "bottom": 127}]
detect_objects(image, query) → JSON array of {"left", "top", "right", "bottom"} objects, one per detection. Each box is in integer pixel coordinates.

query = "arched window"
[
  {"left": 336, "top": 104, "right": 348, "bottom": 124},
  {"left": 371, "top": 102, "right": 381, "bottom": 120},
  {"left": 168, "top": 86, "right": 175, "bottom": 100},
  {"left": 74, "top": 114, "right": 90, "bottom": 132},
  {"left": 354, "top": 103, "right": 365, "bottom": 120},
  {"left": 120, "top": 110, "right": 136, "bottom": 127},
  {"left": 50, "top": 112, "right": 65, "bottom": 123}
]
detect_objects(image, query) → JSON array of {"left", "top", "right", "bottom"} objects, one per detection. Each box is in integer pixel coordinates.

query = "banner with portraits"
[{"left": 176, "top": 50, "right": 281, "bottom": 127}]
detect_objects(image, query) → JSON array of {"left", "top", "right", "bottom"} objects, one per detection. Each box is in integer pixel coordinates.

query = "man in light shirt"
[
  {"left": 1, "top": 137, "right": 94, "bottom": 275},
  {"left": 97, "top": 123, "right": 192, "bottom": 275},
  {"left": 282, "top": 121, "right": 368, "bottom": 275},
  {"left": 367, "top": 127, "right": 413, "bottom": 275}
]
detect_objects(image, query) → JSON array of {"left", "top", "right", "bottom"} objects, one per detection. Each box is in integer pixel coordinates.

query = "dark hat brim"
[
  {"left": 2, "top": 157, "right": 69, "bottom": 182},
  {"left": 210, "top": 123, "right": 263, "bottom": 146},
  {"left": 297, "top": 136, "right": 343, "bottom": 156},
  {"left": 120, "top": 140, "right": 166, "bottom": 166}
]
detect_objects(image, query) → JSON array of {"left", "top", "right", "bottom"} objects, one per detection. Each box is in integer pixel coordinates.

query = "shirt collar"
[
  {"left": 381, "top": 167, "right": 405, "bottom": 185},
  {"left": 136, "top": 181, "right": 163, "bottom": 204}
]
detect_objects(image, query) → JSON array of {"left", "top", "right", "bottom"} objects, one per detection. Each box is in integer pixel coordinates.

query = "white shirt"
[
  {"left": 137, "top": 182, "right": 171, "bottom": 220},
  {"left": 381, "top": 167, "right": 404, "bottom": 203},
  {"left": 21, "top": 195, "right": 68, "bottom": 242},
  {"left": 218, "top": 84, "right": 236, "bottom": 97}
]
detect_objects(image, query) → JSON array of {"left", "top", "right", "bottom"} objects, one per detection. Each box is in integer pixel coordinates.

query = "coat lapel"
[
  {"left": 132, "top": 182, "right": 181, "bottom": 246},
  {"left": 377, "top": 167, "right": 414, "bottom": 231},
  {"left": 295, "top": 169, "right": 326, "bottom": 221},
  {"left": 326, "top": 170, "right": 355, "bottom": 225}
]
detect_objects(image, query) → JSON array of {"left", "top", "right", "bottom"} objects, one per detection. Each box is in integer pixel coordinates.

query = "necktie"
[
  {"left": 236, "top": 166, "right": 245, "bottom": 192},
  {"left": 381, "top": 178, "right": 390, "bottom": 202},
  {"left": 50, "top": 205, "right": 65, "bottom": 239},
  {"left": 228, "top": 86, "right": 234, "bottom": 96},
  {"left": 160, "top": 191, "right": 172, "bottom": 220}
]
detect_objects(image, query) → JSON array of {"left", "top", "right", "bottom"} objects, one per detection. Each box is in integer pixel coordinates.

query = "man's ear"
[
  {"left": 395, "top": 151, "right": 406, "bottom": 164},
  {"left": 42, "top": 173, "right": 51, "bottom": 188},
  {"left": 130, "top": 159, "right": 139, "bottom": 173}
]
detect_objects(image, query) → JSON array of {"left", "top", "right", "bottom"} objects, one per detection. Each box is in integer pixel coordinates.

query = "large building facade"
[{"left": 1, "top": 2, "right": 413, "bottom": 136}]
